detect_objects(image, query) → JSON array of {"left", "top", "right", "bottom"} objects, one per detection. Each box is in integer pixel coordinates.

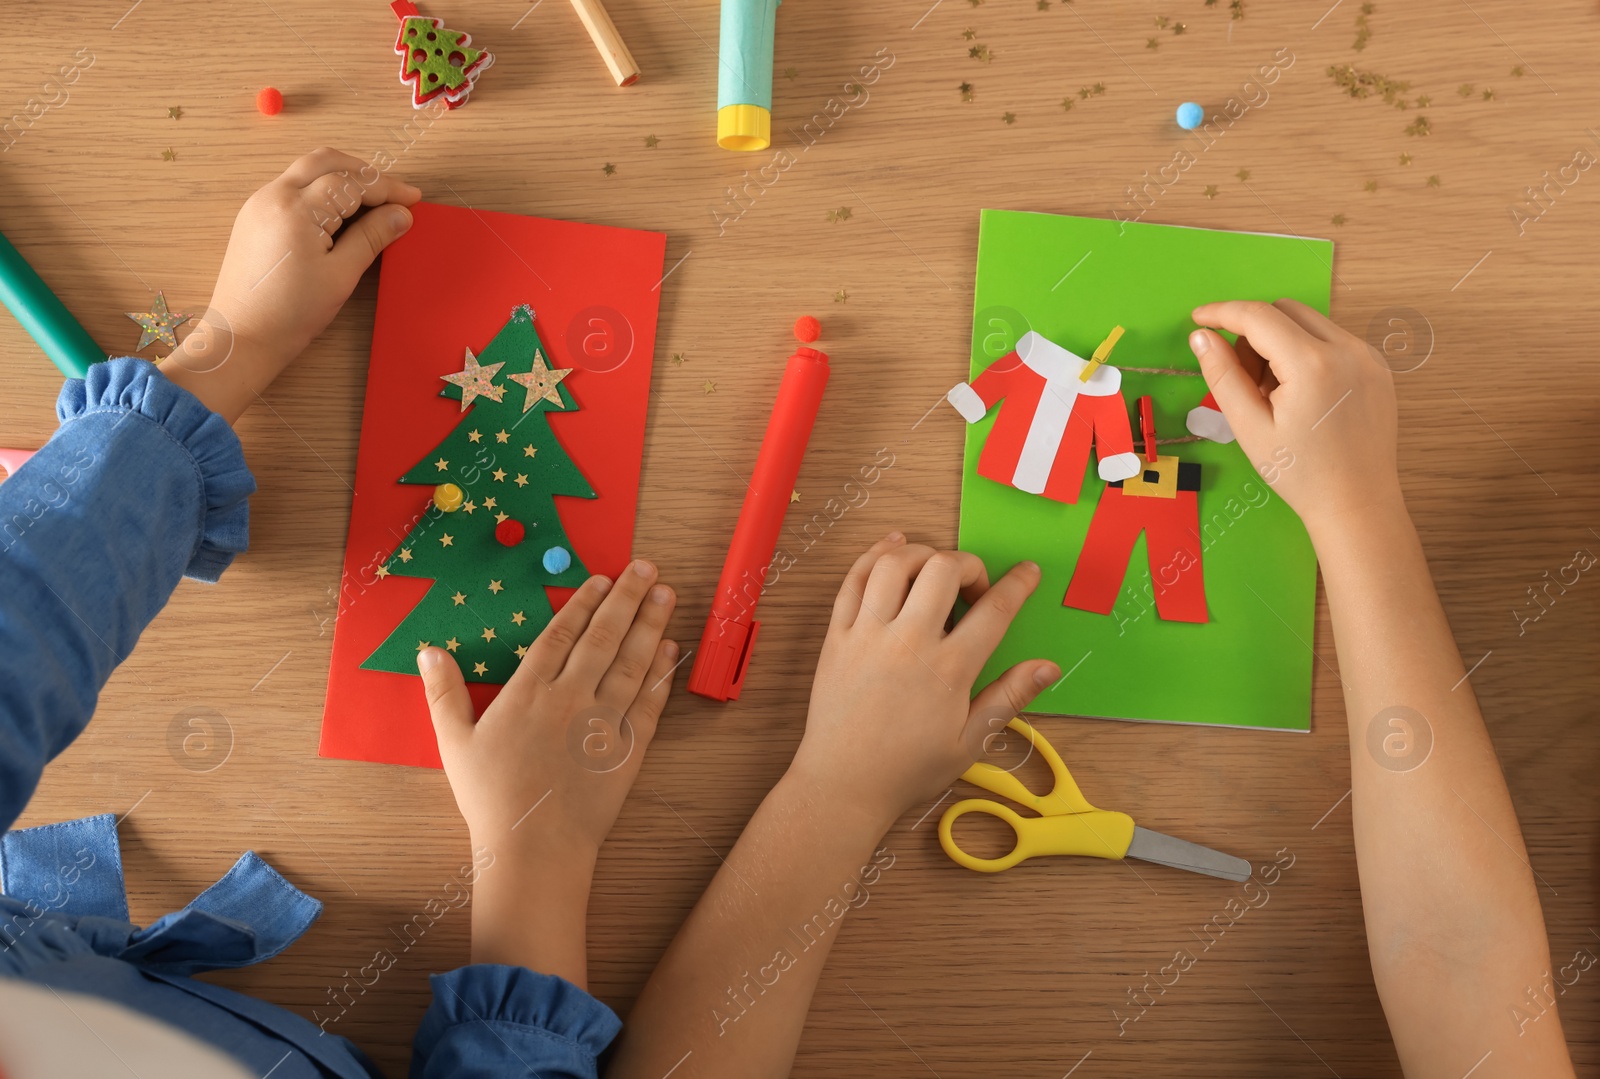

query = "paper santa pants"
[{"left": 1063, "top": 486, "right": 1208, "bottom": 623}]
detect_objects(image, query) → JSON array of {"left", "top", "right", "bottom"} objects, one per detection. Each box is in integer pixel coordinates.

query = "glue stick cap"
[{"left": 718, "top": 104, "right": 771, "bottom": 151}]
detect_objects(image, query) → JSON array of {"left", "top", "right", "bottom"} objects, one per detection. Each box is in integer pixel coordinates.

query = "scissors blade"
[{"left": 1125, "top": 826, "right": 1251, "bottom": 883}]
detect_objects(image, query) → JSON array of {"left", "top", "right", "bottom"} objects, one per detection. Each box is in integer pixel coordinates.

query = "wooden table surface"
[{"left": 5, "top": 1, "right": 1597, "bottom": 1075}]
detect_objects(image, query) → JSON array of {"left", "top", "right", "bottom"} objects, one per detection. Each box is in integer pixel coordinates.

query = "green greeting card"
[{"left": 957, "top": 210, "right": 1332, "bottom": 732}]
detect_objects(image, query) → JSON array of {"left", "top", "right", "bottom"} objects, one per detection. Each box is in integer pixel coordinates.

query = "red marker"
[{"left": 688, "top": 317, "right": 830, "bottom": 701}]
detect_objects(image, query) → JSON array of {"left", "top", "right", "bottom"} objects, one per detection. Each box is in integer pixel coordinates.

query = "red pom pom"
[
  {"left": 256, "top": 87, "right": 284, "bottom": 116},
  {"left": 793, "top": 316, "right": 821, "bottom": 343},
  {"left": 495, "top": 519, "right": 526, "bottom": 547}
]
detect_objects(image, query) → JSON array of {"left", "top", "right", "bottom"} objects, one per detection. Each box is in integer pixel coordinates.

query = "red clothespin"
[{"left": 1138, "top": 396, "right": 1158, "bottom": 464}]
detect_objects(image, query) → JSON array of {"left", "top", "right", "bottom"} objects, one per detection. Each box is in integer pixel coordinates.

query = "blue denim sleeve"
[
  {"left": 0, "top": 358, "right": 254, "bottom": 830},
  {"left": 410, "top": 965, "right": 623, "bottom": 1079}
]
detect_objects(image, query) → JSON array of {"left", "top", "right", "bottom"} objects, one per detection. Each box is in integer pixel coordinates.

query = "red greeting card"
[{"left": 320, "top": 200, "right": 665, "bottom": 767}]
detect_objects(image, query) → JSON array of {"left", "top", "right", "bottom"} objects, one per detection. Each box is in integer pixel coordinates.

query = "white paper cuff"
[
  {"left": 1098, "top": 451, "right": 1142, "bottom": 483},
  {"left": 946, "top": 382, "right": 986, "bottom": 423},
  {"left": 1186, "top": 405, "right": 1236, "bottom": 444}
]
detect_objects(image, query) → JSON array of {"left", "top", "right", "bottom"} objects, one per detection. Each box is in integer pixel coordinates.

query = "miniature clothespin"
[
  {"left": 1138, "top": 396, "right": 1158, "bottom": 464},
  {"left": 1078, "top": 324, "right": 1125, "bottom": 383}
]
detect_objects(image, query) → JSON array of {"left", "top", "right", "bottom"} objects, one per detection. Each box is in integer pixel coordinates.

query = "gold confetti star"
[
  {"left": 495, "top": 511, "right": 509, "bottom": 523},
  {"left": 962, "top": 82, "right": 976, "bottom": 103},
  {"left": 1236, "top": 168, "right": 1251, "bottom": 181},
  {"left": 488, "top": 579, "right": 504, "bottom": 594},
  {"left": 161, "top": 147, "right": 176, "bottom": 161},
  {"left": 1511, "top": 65, "right": 1524, "bottom": 77},
  {"left": 440, "top": 347, "right": 506, "bottom": 411},
  {"left": 417, "top": 640, "right": 430, "bottom": 650},
  {"left": 435, "top": 458, "right": 449, "bottom": 471},
  {"left": 514, "top": 473, "right": 529, "bottom": 487},
  {"left": 1481, "top": 87, "right": 1495, "bottom": 101},
  {"left": 445, "top": 637, "right": 460, "bottom": 652},
  {"left": 511, "top": 611, "right": 527, "bottom": 626},
  {"left": 1036, "top": 0, "right": 1049, "bottom": 9},
  {"left": 1405, "top": 116, "right": 1430, "bottom": 136},
  {"left": 963, "top": 27, "right": 976, "bottom": 39},
  {"left": 523, "top": 444, "right": 538, "bottom": 458},
  {"left": 1416, "top": 95, "right": 1431, "bottom": 108},
  {"left": 515, "top": 644, "right": 528, "bottom": 658},
  {"left": 790, "top": 490, "right": 800, "bottom": 503},
  {"left": 670, "top": 353, "right": 686, "bottom": 365},
  {"left": 1146, "top": 37, "right": 1159, "bottom": 49},
  {"left": 602, "top": 163, "right": 616, "bottom": 176},
  {"left": 1331, "top": 213, "right": 1346, "bottom": 225},
  {"left": 473, "top": 661, "right": 489, "bottom": 675},
  {"left": 1399, "top": 152, "right": 1412, "bottom": 165},
  {"left": 644, "top": 134, "right": 659, "bottom": 148},
  {"left": 492, "top": 468, "right": 507, "bottom": 482},
  {"left": 1427, "top": 174, "right": 1441, "bottom": 187},
  {"left": 703, "top": 380, "right": 717, "bottom": 394},
  {"left": 398, "top": 547, "right": 413, "bottom": 562},
  {"left": 508, "top": 350, "right": 574, "bottom": 411},
  {"left": 468, "top": 429, "right": 482, "bottom": 442},
  {"left": 1061, "top": 97, "right": 1073, "bottom": 111},
  {"left": 783, "top": 67, "right": 798, "bottom": 80},
  {"left": 1458, "top": 83, "right": 1474, "bottom": 97},
  {"left": 452, "top": 591, "right": 467, "bottom": 605},
  {"left": 968, "top": 44, "right": 992, "bottom": 61},
  {"left": 167, "top": 106, "right": 182, "bottom": 119},
  {"left": 1364, "top": 180, "right": 1378, "bottom": 192},
  {"left": 376, "top": 565, "right": 391, "bottom": 579},
  {"left": 124, "top": 291, "right": 192, "bottom": 350},
  {"left": 1001, "top": 112, "right": 1016, "bottom": 124},
  {"left": 440, "top": 533, "right": 453, "bottom": 547},
  {"left": 834, "top": 289, "right": 849, "bottom": 303},
  {"left": 827, "top": 207, "right": 853, "bottom": 223},
  {"left": 1203, "top": 185, "right": 1218, "bottom": 199},
  {"left": 481, "top": 626, "right": 497, "bottom": 642},
  {"left": 461, "top": 500, "right": 476, "bottom": 514},
  {"left": 495, "top": 430, "right": 510, "bottom": 443},
  {"left": 1172, "top": 21, "right": 1185, "bottom": 33},
  {"left": 483, "top": 497, "right": 497, "bottom": 509}
]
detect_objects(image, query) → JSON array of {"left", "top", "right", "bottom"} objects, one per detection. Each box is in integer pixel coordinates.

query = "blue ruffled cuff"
[
  {"left": 56, "top": 358, "right": 254, "bottom": 582},
  {"left": 410, "top": 965, "right": 622, "bottom": 1079}
]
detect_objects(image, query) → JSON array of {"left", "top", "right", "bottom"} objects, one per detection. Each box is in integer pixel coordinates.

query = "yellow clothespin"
[{"left": 1079, "top": 324, "right": 1125, "bottom": 382}]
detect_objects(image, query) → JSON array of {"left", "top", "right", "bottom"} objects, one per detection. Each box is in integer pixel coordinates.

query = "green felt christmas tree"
[
  {"left": 393, "top": 5, "right": 490, "bottom": 109},
  {"left": 363, "top": 305, "right": 594, "bottom": 683}
]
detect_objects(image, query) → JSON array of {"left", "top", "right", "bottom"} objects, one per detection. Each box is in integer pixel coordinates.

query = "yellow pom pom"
[{"left": 433, "top": 483, "right": 465, "bottom": 512}]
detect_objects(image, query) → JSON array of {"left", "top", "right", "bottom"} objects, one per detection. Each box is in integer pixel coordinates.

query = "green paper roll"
[
  {"left": 0, "top": 228, "right": 104, "bottom": 379},
  {"left": 716, "top": 0, "right": 780, "bottom": 151}
]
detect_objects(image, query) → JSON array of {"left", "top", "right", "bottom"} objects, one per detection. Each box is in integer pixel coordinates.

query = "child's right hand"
[
  {"left": 787, "top": 534, "right": 1059, "bottom": 836},
  {"left": 1189, "top": 299, "right": 1400, "bottom": 536}
]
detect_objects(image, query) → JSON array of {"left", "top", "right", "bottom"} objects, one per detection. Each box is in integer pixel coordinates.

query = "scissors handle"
[
  {"left": 960, "top": 717, "right": 1097, "bottom": 817},
  {"left": 938, "top": 797, "right": 1136, "bottom": 873}
]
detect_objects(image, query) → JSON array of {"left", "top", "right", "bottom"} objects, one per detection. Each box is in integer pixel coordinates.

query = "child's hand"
[
  {"left": 1189, "top": 299, "right": 1400, "bottom": 535},
  {"left": 787, "top": 534, "right": 1059, "bottom": 834},
  {"left": 160, "top": 148, "right": 421, "bottom": 423},
  {"left": 418, "top": 561, "right": 678, "bottom": 862}
]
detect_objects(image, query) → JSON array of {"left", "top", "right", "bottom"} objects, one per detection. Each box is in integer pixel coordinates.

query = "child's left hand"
[{"left": 160, "top": 147, "right": 421, "bottom": 423}]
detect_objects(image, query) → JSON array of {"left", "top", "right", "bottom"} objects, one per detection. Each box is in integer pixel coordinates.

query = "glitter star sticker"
[
  {"left": 125, "top": 291, "right": 192, "bottom": 350},
  {"left": 473, "top": 661, "right": 489, "bottom": 675},
  {"left": 509, "top": 350, "right": 574, "bottom": 412},
  {"left": 440, "top": 348, "right": 506, "bottom": 412}
]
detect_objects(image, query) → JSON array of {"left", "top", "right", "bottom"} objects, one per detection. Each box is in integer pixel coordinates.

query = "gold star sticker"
[
  {"left": 417, "top": 640, "right": 430, "bottom": 650},
  {"left": 483, "top": 497, "right": 497, "bottom": 509},
  {"left": 488, "top": 579, "right": 504, "bottom": 594},
  {"left": 468, "top": 429, "right": 482, "bottom": 443},
  {"left": 704, "top": 380, "right": 717, "bottom": 394},
  {"left": 1236, "top": 169, "right": 1251, "bottom": 182},
  {"left": 790, "top": 490, "right": 800, "bottom": 503},
  {"left": 376, "top": 565, "right": 391, "bottom": 579},
  {"left": 167, "top": 106, "right": 182, "bottom": 119},
  {"left": 161, "top": 147, "right": 176, "bottom": 161},
  {"left": 481, "top": 626, "right": 497, "bottom": 642},
  {"left": 514, "top": 473, "right": 529, "bottom": 487},
  {"left": 440, "top": 533, "right": 453, "bottom": 547},
  {"left": 434, "top": 458, "right": 449, "bottom": 471},
  {"left": 523, "top": 444, "right": 538, "bottom": 458},
  {"left": 445, "top": 637, "right": 460, "bottom": 652},
  {"left": 398, "top": 547, "right": 413, "bottom": 562},
  {"left": 511, "top": 611, "right": 527, "bottom": 625},
  {"left": 515, "top": 644, "right": 529, "bottom": 658},
  {"left": 125, "top": 291, "right": 193, "bottom": 350},
  {"left": 495, "top": 430, "right": 510, "bottom": 443},
  {"left": 440, "top": 348, "right": 506, "bottom": 412},
  {"left": 1203, "top": 185, "right": 1219, "bottom": 199},
  {"left": 452, "top": 591, "right": 467, "bottom": 605},
  {"left": 461, "top": 500, "right": 476, "bottom": 514},
  {"left": 495, "top": 511, "right": 510, "bottom": 523},
  {"left": 508, "top": 350, "right": 574, "bottom": 412},
  {"left": 473, "top": 661, "right": 488, "bottom": 675},
  {"left": 492, "top": 468, "right": 507, "bottom": 482},
  {"left": 644, "top": 134, "right": 659, "bottom": 148}
]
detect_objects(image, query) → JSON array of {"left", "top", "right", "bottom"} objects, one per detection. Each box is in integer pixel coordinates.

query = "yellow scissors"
[{"left": 939, "top": 717, "right": 1251, "bottom": 881}]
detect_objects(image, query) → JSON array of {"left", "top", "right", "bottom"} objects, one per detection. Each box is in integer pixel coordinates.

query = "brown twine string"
[{"left": 1116, "top": 366, "right": 1205, "bottom": 377}]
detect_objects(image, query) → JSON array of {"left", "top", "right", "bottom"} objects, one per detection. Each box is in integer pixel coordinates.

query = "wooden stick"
[{"left": 568, "top": 0, "right": 641, "bottom": 87}]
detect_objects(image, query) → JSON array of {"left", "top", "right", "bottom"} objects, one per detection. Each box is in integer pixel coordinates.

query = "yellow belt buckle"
[{"left": 1121, "top": 454, "right": 1180, "bottom": 499}]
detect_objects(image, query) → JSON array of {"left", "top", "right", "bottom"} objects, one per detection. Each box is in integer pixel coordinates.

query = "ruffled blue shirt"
[{"left": 0, "top": 359, "right": 621, "bottom": 1078}]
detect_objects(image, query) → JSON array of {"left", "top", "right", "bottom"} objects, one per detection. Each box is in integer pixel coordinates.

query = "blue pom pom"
[
  {"left": 542, "top": 545, "right": 572, "bottom": 574},
  {"left": 1176, "top": 102, "right": 1204, "bottom": 130}
]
